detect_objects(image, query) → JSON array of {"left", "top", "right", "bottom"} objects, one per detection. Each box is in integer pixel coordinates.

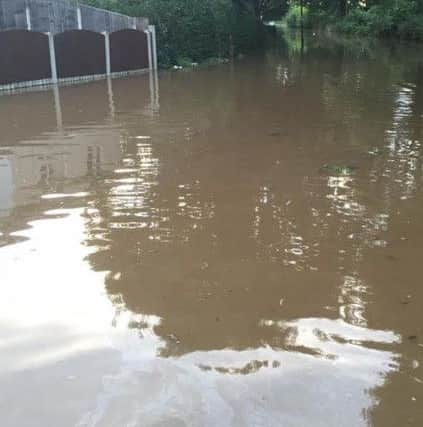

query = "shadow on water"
[{"left": 0, "top": 31, "right": 423, "bottom": 426}]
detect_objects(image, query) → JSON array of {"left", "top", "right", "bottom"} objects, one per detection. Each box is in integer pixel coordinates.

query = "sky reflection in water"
[{"left": 1, "top": 32, "right": 422, "bottom": 427}]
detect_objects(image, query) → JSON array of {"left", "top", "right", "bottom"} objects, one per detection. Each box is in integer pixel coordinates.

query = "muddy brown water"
[{"left": 0, "top": 32, "right": 422, "bottom": 426}]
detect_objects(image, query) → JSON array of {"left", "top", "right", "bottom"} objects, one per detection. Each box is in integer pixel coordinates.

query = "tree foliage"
[
  {"left": 286, "top": 0, "right": 423, "bottom": 41},
  {"left": 82, "top": 0, "right": 270, "bottom": 68},
  {"left": 233, "top": 0, "right": 288, "bottom": 20}
]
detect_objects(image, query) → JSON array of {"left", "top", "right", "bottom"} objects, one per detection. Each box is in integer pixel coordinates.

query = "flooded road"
[{"left": 0, "top": 32, "right": 422, "bottom": 426}]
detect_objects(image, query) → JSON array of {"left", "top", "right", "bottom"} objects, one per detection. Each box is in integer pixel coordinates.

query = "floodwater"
[{"left": 0, "top": 31, "right": 422, "bottom": 427}]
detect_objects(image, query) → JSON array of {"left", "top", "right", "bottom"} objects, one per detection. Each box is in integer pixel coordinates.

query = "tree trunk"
[{"left": 339, "top": 0, "right": 347, "bottom": 17}]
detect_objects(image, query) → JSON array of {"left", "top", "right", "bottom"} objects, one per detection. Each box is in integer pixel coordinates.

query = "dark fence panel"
[
  {"left": 110, "top": 30, "right": 148, "bottom": 73},
  {"left": 55, "top": 30, "right": 106, "bottom": 79},
  {"left": 0, "top": 30, "right": 51, "bottom": 85}
]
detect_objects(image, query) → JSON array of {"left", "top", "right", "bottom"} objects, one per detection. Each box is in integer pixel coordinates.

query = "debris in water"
[
  {"left": 268, "top": 130, "right": 282, "bottom": 137},
  {"left": 167, "top": 334, "right": 181, "bottom": 344},
  {"left": 368, "top": 147, "right": 386, "bottom": 156},
  {"left": 401, "top": 295, "right": 412, "bottom": 304},
  {"left": 320, "top": 163, "right": 358, "bottom": 176}
]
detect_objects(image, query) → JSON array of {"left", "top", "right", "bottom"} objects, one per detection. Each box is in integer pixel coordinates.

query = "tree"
[
  {"left": 82, "top": 0, "right": 267, "bottom": 67},
  {"left": 232, "top": 0, "right": 288, "bottom": 20}
]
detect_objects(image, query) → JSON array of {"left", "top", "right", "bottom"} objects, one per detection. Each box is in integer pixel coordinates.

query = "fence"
[
  {"left": 0, "top": 0, "right": 157, "bottom": 92},
  {"left": 0, "top": 0, "right": 148, "bottom": 33}
]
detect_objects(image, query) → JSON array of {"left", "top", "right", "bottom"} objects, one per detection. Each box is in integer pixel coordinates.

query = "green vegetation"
[
  {"left": 82, "top": 0, "right": 268, "bottom": 68},
  {"left": 82, "top": 0, "right": 423, "bottom": 68},
  {"left": 285, "top": 4, "right": 311, "bottom": 29},
  {"left": 285, "top": 0, "right": 423, "bottom": 41},
  {"left": 320, "top": 164, "right": 357, "bottom": 176}
]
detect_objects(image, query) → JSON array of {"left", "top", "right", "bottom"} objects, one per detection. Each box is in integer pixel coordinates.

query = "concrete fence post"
[
  {"left": 77, "top": 6, "right": 83, "bottom": 30},
  {"left": 107, "top": 77, "right": 115, "bottom": 118},
  {"left": 47, "top": 32, "right": 58, "bottom": 84},
  {"left": 53, "top": 85, "right": 63, "bottom": 131},
  {"left": 103, "top": 32, "right": 111, "bottom": 76},
  {"left": 25, "top": 5, "right": 32, "bottom": 31},
  {"left": 145, "top": 29, "right": 153, "bottom": 71},
  {"left": 148, "top": 25, "right": 158, "bottom": 70}
]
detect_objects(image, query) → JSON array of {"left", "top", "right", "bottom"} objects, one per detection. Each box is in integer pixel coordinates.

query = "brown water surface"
[{"left": 1, "top": 32, "right": 423, "bottom": 426}]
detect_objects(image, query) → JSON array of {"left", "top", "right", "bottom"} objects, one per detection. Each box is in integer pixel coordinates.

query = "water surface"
[{"left": 0, "top": 32, "right": 422, "bottom": 426}]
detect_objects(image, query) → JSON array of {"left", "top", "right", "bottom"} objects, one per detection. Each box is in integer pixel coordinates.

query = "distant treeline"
[
  {"left": 81, "top": 0, "right": 277, "bottom": 68},
  {"left": 285, "top": 0, "right": 423, "bottom": 41},
  {"left": 81, "top": 1, "right": 423, "bottom": 68}
]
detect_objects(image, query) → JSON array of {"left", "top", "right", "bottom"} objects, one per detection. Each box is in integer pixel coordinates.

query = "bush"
[
  {"left": 392, "top": 0, "right": 423, "bottom": 40},
  {"left": 281, "top": 0, "right": 423, "bottom": 42},
  {"left": 337, "top": 6, "right": 393, "bottom": 36},
  {"left": 336, "top": 1, "right": 423, "bottom": 41},
  {"left": 176, "top": 57, "right": 195, "bottom": 68},
  {"left": 83, "top": 0, "right": 266, "bottom": 69}
]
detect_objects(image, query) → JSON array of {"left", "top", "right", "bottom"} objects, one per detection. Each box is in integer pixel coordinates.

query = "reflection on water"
[{"left": 1, "top": 32, "right": 423, "bottom": 426}]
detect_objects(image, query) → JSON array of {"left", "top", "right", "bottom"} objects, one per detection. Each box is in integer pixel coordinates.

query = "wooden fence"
[{"left": 0, "top": 0, "right": 157, "bottom": 91}]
